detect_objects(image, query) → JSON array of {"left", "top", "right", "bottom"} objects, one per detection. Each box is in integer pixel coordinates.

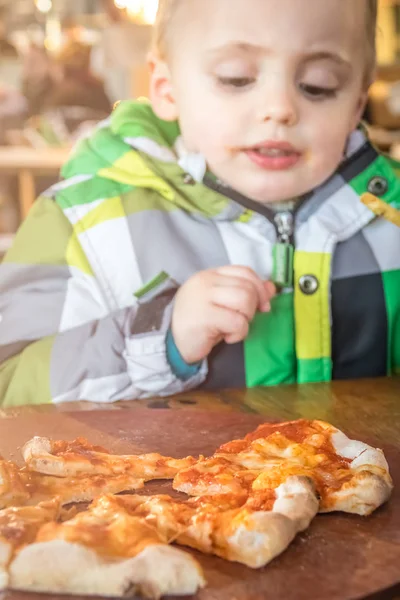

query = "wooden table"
[
  {"left": 0, "top": 378, "right": 399, "bottom": 600},
  {"left": 0, "top": 146, "right": 70, "bottom": 220}
]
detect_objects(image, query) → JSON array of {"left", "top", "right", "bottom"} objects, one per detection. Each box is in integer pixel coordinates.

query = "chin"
[
  {"left": 233, "top": 170, "right": 306, "bottom": 204},
  {"left": 245, "top": 185, "right": 306, "bottom": 205}
]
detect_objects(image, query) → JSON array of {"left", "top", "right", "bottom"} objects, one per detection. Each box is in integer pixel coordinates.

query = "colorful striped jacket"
[{"left": 1, "top": 100, "right": 400, "bottom": 407}]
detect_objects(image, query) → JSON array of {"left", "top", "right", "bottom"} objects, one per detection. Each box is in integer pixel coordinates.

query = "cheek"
[
  {"left": 176, "top": 91, "right": 226, "bottom": 152},
  {"left": 182, "top": 112, "right": 238, "bottom": 157},
  {"left": 309, "top": 119, "right": 352, "bottom": 166}
]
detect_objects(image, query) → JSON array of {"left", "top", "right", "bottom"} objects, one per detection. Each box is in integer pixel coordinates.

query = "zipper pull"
[{"left": 272, "top": 212, "right": 294, "bottom": 289}]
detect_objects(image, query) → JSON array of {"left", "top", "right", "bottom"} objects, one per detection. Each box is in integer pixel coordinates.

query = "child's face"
[{"left": 151, "top": 0, "right": 369, "bottom": 203}]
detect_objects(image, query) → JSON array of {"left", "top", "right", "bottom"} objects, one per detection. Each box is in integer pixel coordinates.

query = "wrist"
[
  {"left": 166, "top": 328, "right": 202, "bottom": 381},
  {"left": 171, "top": 321, "right": 204, "bottom": 364}
]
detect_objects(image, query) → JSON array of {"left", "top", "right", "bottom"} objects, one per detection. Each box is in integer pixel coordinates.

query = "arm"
[{"left": 0, "top": 198, "right": 206, "bottom": 407}]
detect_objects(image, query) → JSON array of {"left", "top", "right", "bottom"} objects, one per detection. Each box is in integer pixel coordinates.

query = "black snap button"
[
  {"left": 299, "top": 275, "right": 319, "bottom": 295},
  {"left": 183, "top": 174, "right": 195, "bottom": 185},
  {"left": 367, "top": 176, "right": 388, "bottom": 196}
]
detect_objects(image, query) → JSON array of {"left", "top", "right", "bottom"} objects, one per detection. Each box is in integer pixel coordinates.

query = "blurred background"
[
  {"left": 0, "top": 0, "right": 155, "bottom": 256},
  {"left": 1, "top": 0, "right": 400, "bottom": 257}
]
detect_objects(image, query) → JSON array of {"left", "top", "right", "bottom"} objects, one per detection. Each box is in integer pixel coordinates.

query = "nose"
[{"left": 259, "top": 80, "right": 298, "bottom": 126}]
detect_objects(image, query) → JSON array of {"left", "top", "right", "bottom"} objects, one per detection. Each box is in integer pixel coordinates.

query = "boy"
[{"left": 0, "top": 0, "right": 399, "bottom": 407}]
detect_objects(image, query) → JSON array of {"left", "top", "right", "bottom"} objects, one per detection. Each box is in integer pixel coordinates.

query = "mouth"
[{"left": 243, "top": 141, "right": 302, "bottom": 171}]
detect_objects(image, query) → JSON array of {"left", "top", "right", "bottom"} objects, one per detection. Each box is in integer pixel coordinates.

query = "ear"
[
  {"left": 350, "top": 89, "right": 369, "bottom": 130},
  {"left": 148, "top": 54, "right": 178, "bottom": 122}
]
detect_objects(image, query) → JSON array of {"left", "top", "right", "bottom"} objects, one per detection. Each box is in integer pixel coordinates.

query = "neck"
[{"left": 268, "top": 198, "right": 299, "bottom": 212}]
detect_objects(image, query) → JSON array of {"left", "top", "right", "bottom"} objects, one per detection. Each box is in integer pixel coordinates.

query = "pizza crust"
[
  {"left": 103, "top": 475, "right": 318, "bottom": 569},
  {"left": 329, "top": 429, "right": 371, "bottom": 460},
  {"left": 325, "top": 428, "right": 393, "bottom": 515},
  {"left": 323, "top": 471, "right": 393, "bottom": 516},
  {"left": 209, "top": 476, "right": 318, "bottom": 568},
  {"left": 273, "top": 476, "right": 319, "bottom": 532},
  {"left": 8, "top": 497, "right": 206, "bottom": 598},
  {"left": 0, "top": 499, "right": 61, "bottom": 591},
  {"left": 0, "top": 542, "right": 11, "bottom": 590},
  {"left": 9, "top": 540, "right": 205, "bottom": 599},
  {"left": 22, "top": 437, "right": 196, "bottom": 480},
  {"left": 221, "top": 511, "right": 295, "bottom": 568},
  {"left": 21, "top": 437, "right": 53, "bottom": 471}
]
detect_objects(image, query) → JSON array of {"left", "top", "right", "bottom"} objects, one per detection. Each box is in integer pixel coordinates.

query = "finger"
[
  {"left": 210, "top": 285, "right": 258, "bottom": 321},
  {"left": 264, "top": 281, "right": 277, "bottom": 298},
  {"left": 215, "top": 266, "right": 270, "bottom": 310},
  {"left": 224, "top": 329, "right": 249, "bottom": 344},
  {"left": 258, "top": 281, "right": 277, "bottom": 312},
  {"left": 208, "top": 305, "right": 250, "bottom": 343},
  {"left": 210, "top": 275, "right": 262, "bottom": 304},
  {"left": 224, "top": 320, "right": 250, "bottom": 344},
  {"left": 212, "top": 276, "right": 273, "bottom": 315}
]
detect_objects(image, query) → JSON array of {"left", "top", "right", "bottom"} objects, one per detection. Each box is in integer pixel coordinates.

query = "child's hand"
[{"left": 171, "top": 266, "right": 276, "bottom": 364}]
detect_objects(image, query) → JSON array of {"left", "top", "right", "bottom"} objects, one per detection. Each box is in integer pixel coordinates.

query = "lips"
[{"left": 243, "top": 141, "right": 302, "bottom": 171}]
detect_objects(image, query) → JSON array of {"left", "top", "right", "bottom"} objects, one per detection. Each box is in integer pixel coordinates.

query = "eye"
[
  {"left": 217, "top": 76, "right": 256, "bottom": 88},
  {"left": 299, "top": 83, "right": 337, "bottom": 100}
]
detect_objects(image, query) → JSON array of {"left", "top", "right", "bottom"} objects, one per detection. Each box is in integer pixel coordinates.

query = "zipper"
[
  {"left": 203, "top": 174, "right": 298, "bottom": 288},
  {"left": 274, "top": 211, "right": 294, "bottom": 244},
  {"left": 272, "top": 211, "right": 295, "bottom": 289}
]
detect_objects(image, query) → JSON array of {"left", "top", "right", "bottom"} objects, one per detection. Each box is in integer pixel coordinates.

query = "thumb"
[{"left": 259, "top": 281, "right": 276, "bottom": 312}]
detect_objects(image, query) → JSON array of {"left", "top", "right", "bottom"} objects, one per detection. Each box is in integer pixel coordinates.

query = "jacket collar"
[{"left": 61, "top": 99, "right": 400, "bottom": 233}]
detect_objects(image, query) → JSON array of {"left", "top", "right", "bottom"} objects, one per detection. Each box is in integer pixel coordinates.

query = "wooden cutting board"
[{"left": 0, "top": 408, "right": 399, "bottom": 600}]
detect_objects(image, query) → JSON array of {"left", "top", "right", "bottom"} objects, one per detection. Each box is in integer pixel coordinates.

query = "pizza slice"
[
  {"left": 173, "top": 420, "right": 393, "bottom": 516},
  {"left": 0, "top": 498, "right": 60, "bottom": 590},
  {"left": 8, "top": 496, "right": 205, "bottom": 599},
  {"left": 0, "top": 458, "right": 144, "bottom": 509},
  {"left": 22, "top": 437, "right": 197, "bottom": 480},
  {"left": 85, "top": 469, "right": 318, "bottom": 570}
]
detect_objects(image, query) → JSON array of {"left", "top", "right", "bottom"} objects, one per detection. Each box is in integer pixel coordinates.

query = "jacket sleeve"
[{"left": 0, "top": 198, "right": 207, "bottom": 407}]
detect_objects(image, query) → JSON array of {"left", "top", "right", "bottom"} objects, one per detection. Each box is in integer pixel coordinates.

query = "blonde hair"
[
  {"left": 154, "top": 0, "right": 378, "bottom": 78},
  {"left": 152, "top": 0, "right": 179, "bottom": 58}
]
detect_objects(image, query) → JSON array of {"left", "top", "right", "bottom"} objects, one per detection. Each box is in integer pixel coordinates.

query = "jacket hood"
[
  {"left": 60, "top": 98, "right": 231, "bottom": 217},
  {"left": 63, "top": 99, "right": 180, "bottom": 180}
]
